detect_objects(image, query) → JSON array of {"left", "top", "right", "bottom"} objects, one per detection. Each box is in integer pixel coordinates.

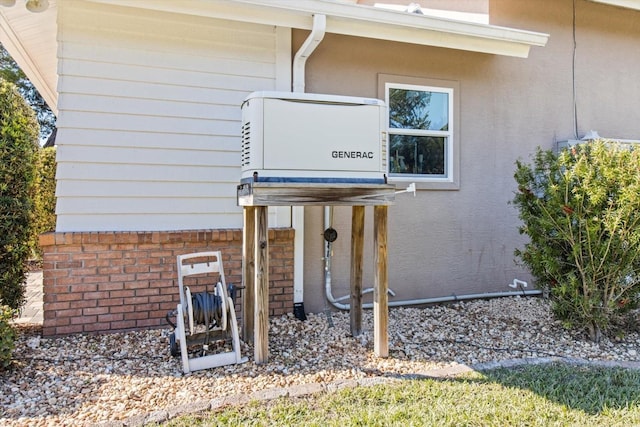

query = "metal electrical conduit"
[
  {"left": 326, "top": 279, "right": 543, "bottom": 311},
  {"left": 322, "top": 206, "right": 542, "bottom": 310}
]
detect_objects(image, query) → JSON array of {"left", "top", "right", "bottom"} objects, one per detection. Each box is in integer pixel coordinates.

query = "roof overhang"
[
  {"left": 0, "top": 0, "right": 550, "bottom": 114},
  {"left": 589, "top": 0, "right": 640, "bottom": 10},
  {"left": 86, "top": 0, "right": 549, "bottom": 58},
  {"left": 0, "top": 0, "right": 58, "bottom": 114}
]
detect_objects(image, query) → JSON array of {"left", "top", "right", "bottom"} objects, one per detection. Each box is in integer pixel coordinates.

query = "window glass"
[
  {"left": 389, "top": 89, "right": 449, "bottom": 131},
  {"left": 389, "top": 135, "right": 446, "bottom": 176},
  {"left": 386, "top": 83, "right": 452, "bottom": 181}
]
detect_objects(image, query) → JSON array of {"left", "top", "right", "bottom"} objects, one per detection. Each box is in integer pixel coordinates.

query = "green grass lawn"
[{"left": 155, "top": 363, "right": 640, "bottom": 426}]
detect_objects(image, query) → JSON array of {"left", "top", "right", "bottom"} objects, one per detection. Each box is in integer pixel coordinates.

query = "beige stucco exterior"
[{"left": 298, "top": 0, "right": 640, "bottom": 313}]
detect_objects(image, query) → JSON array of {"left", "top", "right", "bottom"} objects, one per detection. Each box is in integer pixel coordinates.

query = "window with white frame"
[
  {"left": 381, "top": 76, "right": 459, "bottom": 189},
  {"left": 387, "top": 83, "right": 452, "bottom": 177}
]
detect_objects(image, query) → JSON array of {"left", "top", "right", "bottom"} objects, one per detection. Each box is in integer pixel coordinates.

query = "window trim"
[{"left": 378, "top": 74, "right": 460, "bottom": 190}]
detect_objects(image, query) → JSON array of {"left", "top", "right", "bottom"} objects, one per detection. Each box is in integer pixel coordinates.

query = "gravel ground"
[{"left": 2, "top": 296, "right": 640, "bottom": 426}]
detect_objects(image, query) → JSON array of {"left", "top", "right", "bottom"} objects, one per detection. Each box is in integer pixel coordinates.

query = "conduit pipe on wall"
[
  {"left": 323, "top": 206, "right": 542, "bottom": 310},
  {"left": 326, "top": 285, "right": 543, "bottom": 311},
  {"left": 323, "top": 205, "right": 337, "bottom": 307},
  {"left": 323, "top": 203, "right": 542, "bottom": 311},
  {"left": 323, "top": 206, "right": 396, "bottom": 310}
]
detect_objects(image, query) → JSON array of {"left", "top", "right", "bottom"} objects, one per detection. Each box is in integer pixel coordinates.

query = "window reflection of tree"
[
  {"left": 389, "top": 89, "right": 431, "bottom": 130},
  {"left": 389, "top": 89, "right": 445, "bottom": 176}
]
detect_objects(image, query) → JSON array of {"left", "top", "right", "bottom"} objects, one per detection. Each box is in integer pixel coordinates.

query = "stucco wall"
[{"left": 298, "top": 0, "right": 640, "bottom": 313}]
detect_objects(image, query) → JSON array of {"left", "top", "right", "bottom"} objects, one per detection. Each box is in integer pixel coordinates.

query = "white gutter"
[{"left": 292, "top": 14, "right": 326, "bottom": 305}]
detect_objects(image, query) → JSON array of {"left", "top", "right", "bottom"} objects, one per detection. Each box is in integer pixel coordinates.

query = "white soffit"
[
  {"left": 86, "top": 0, "right": 549, "bottom": 58},
  {"left": 589, "top": 0, "right": 640, "bottom": 10},
  {"left": 0, "top": 0, "right": 58, "bottom": 113}
]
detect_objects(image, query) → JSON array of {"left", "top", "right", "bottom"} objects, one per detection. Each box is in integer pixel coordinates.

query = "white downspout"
[
  {"left": 292, "top": 14, "right": 326, "bottom": 307},
  {"left": 293, "top": 14, "right": 326, "bottom": 93}
]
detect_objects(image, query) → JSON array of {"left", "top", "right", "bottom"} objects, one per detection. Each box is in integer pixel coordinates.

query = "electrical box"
[{"left": 241, "top": 91, "right": 387, "bottom": 184}]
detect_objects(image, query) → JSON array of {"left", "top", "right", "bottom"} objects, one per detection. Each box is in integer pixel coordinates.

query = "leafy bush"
[
  {"left": 0, "top": 79, "right": 39, "bottom": 310},
  {"left": 31, "top": 146, "right": 56, "bottom": 258},
  {"left": 0, "top": 305, "right": 16, "bottom": 370},
  {"left": 513, "top": 141, "right": 640, "bottom": 342}
]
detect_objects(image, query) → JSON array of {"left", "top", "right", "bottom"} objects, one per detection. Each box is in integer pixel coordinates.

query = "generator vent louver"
[
  {"left": 241, "top": 121, "right": 251, "bottom": 167},
  {"left": 380, "top": 131, "right": 388, "bottom": 171}
]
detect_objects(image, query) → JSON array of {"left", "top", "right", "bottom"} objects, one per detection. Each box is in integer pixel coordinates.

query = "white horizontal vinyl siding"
[{"left": 55, "top": 1, "right": 291, "bottom": 231}]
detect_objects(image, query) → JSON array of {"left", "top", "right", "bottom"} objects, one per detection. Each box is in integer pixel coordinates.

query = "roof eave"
[
  {"left": 589, "top": 0, "right": 640, "bottom": 11},
  {"left": 0, "top": 9, "right": 58, "bottom": 114},
  {"left": 86, "top": 0, "right": 549, "bottom": 58}
]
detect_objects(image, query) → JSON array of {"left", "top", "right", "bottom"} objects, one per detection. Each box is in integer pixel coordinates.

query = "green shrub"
[
  {"left": 0, "top": 79, "right": 39, "bottom": 310},
  {"left": 0, "top": 305, "right": 16, "bottom": 370},
  {"left": 31, "top": 146, "right": 56, "bottom": 258},
  {"left": 513, "top": 141, "right": 640, "bottom": 342}
]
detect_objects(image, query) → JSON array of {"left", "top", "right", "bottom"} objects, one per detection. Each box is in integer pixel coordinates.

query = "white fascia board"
[
  {"left": 85, "top": 0, "right": 548, "bottom": 58},
  {"left": 589, "top": 0, "right": 640, "bottom": 10}
]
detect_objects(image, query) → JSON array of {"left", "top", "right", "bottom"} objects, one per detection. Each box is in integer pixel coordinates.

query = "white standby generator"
[{"left": 241, "top": 91, "right": 387, "bottom": 184}]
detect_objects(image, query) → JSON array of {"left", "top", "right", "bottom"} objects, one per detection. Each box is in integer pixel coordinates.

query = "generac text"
[{"left": 331, "top": 151, "right": 374, "bottom": 159}]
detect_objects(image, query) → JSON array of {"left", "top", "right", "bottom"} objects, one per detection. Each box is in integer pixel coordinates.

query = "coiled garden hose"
[
  {"left": 165, "top": 284, "right": 237, "bottom": 330},
  {"left": 192, "top": 292, "right": 223, "bottom": 327}
]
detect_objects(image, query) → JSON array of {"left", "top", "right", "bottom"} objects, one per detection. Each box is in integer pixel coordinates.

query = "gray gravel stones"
[{"left": 1, "top": 296, "right": 639, "bottom": 426}]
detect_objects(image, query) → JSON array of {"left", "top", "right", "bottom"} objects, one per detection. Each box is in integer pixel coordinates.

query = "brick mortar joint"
[{"left": 41, "top": 228, "right": 295, "bottom": 336}]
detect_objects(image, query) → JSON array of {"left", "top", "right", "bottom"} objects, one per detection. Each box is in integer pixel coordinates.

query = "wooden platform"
[
  {"left": 238, "top": 181, "right": 394, "bottom": 364},
  {"left": 237, "top": 182, "right": 396, "bottom": 206}
]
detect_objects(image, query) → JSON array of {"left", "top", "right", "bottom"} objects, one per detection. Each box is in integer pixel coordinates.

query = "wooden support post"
[
  {"left": 254, "top": 206, "right": 269, "bottom": 364},
  {"left": 242, "top": 206, "right": 256, "bottom": 344},
  {"left": 373, "top": 205, "right": 388, "bottom": 357},
  {"left": 350, "top": 205, "right": 365, "bottom": 336}
]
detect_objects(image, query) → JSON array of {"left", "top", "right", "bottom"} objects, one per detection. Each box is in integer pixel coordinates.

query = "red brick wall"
[{"left": 39, "top": 229, "right": 294, "bottom": 337}]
